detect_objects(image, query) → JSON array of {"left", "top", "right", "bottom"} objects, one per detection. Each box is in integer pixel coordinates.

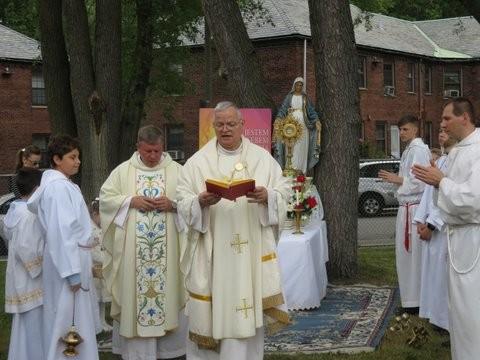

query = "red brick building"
[
  {"left": 148, "top": 3, "right": 480, "bottom": 161},
  {"left": 0, "top": 24, "right": 50, "bottom": 182},
  {"left": 1, "top": 2, "right": 479, "bottom": 178}
]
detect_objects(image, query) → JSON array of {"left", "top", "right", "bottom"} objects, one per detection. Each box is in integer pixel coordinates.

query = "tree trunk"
[
  {"left": 308, "top": 0, "right": 361, "bottom": 278},
  {"left": 96, "top": 0, "right": 122, "bottom": 170},
  {"left": 201, "top": 0, "right": 275, "bottom": 109},
  {"left": 118, "top": 0, "right": 154, "bottom": 163},
  {"left": 62, "top": 0, "right": 109, "bottom": 202},
  {"left": 37, "top": 0, "right": 77, "bottom": 136}
]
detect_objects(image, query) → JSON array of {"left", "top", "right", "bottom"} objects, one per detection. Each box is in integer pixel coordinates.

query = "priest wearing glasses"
[{"left": 177, "top": 101, "right": 291, "bottom": 360}]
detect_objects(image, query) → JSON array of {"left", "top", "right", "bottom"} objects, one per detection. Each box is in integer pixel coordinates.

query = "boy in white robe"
[
  {"left": 413, "top": 98, "right": 480, "bottom": 360},
  {"left": 4, "top": 167, "right": 44, "bottom": 360},
  {"left": 27, "top": 135, "right": 100, "bottom": 360},
  {"left": 177, "top": 101, "right": 290, "bottom": 360},
  {"left": 414, "top": 129, "right": 456, "bottom": 331},
  {"left": 379, "top": 114, "right": 430, "bottom": 311}
]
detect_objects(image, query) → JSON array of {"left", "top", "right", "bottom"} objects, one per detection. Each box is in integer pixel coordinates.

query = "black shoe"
[
  {"left": 403, "top": 307, "right": 419, "bottom": 315},
  {"left": 431, "top": 324, "right": 449, "bottom": 336}
]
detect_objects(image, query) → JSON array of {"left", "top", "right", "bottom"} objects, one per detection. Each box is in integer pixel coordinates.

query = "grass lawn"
[{"left": 0, "top": 247, "right": 452, "bottom": 359}]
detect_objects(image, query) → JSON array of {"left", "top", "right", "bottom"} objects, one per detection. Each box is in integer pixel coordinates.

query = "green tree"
[{"left": 0, "top": 0, "right": 38, "bottom": 38}]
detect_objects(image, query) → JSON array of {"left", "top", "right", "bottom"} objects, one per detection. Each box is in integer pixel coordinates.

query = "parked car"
[
  {"left": 0, "top": 192, "right": 16, "bottom": 256},
  {"left": 358, "top": 160, "right": 400, "bottom": 216}
]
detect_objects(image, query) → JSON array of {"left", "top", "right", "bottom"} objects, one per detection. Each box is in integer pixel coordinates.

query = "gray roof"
[
  {"left": 185, "top": 1, "right": 480, "bottom": 60},
  {"left": 414, "top": 17, "right": 480, "bottom": 58},
  {"left": 0, "top": 24, "right": 40, "bottom": 62}
]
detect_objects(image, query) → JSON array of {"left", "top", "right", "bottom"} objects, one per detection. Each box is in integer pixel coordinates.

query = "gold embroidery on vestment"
[
  {"left": 230, "top": 234, "right": 248, "bottom": 254},
  {"left": 5, "top": 288, "right": 43, "bottom": 305},
  {"left": 188, "top": 291, "right": 212, "bottom": 302},
  {"left": 261, "top": 253, "right": 277, "bottom": 262},
  {"left": 235, "top": 298, "right": 253, "bottom": 319}
]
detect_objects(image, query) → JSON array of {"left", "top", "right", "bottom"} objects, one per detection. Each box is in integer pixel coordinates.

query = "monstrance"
[{"left": 273, "top": 112, "right": 303, "bottom": 177}]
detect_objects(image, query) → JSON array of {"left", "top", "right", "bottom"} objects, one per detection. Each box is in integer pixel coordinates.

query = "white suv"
[{"left": 358, "top": 160, "right": 400, "bottom": 217}]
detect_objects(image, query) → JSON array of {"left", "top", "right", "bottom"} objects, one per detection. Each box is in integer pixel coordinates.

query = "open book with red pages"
[{"left": 205, "top": 178, "right": 255, "bottom": 201}]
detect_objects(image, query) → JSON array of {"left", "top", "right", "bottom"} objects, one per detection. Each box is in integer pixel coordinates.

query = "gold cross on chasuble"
[
  {"left": 236, "top": 298, "right": 253, "bottom": 319},
  {"left": 230, "top": 234, "right": 248, "bottom": 254}
]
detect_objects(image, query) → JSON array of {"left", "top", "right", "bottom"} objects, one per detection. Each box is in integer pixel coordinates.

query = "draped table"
[{"left": 277, "top": 220, "right": 329, "bottom": 310}]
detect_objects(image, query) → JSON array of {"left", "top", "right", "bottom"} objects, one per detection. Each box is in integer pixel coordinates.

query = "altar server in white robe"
[
  {"left": 413, "top": 98, "right": 480, "bottom": 360},
  {"left": 414, "top": 129, "right": 456, "bottom": 331},
  {"left": 177, "top": 101, "right": 291, "bottom": 360},
  {"left": 27, "top": 135, "right": 99, "bottom": 360},
  {"left": 4, "top": 168, "right": 44, "bottom": 360},
  {"left": 379, "top": 115, "right": 430, "bottom": 310},
  {"left": 100, "top": 125, "right": 187, "bottom": 360}
]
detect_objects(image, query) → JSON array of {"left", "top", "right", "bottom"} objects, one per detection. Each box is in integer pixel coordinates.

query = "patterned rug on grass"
[{"left": 265, "top": 285, "right": 399, "bottom": 354}]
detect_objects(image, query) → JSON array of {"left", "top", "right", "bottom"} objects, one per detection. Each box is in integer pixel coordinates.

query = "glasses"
[{"left": 213, "top": 121, "right": 241, "bottom": 130}]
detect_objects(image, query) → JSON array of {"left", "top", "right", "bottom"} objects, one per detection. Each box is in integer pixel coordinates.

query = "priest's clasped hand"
[
  {"left": 198, "top": 191, "right": 221, "bottom": 208},
  {"left": 130, "top": 195, "right": 176, "bottom": 212},
  {"left": 246, "top": 186, "right": 268, "bottom": 204},
  {"left": 412, "top": 160, "right": 444, "bottom": 187}
]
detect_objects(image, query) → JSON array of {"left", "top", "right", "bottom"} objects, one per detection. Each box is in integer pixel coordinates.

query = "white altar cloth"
[{"left": 277, "top": 220, "right": 329, "bottom": 310}]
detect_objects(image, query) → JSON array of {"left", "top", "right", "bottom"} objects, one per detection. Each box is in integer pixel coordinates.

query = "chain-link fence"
[
  {"left": 357, "top": 159, "right": 399, "bottom": 246},
  {"left": 0, "top": 162, "right": 403, "bottom": 257}
]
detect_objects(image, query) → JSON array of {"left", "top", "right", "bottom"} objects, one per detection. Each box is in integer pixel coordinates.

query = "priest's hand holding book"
[
  {"left": 246, "top": 186, "right": 268, "bottom": 204},
  {"left": 198, "top": 191, "right": 221, "bottom": 208}
]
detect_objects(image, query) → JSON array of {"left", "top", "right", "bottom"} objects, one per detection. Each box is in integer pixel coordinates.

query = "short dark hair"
[
  {"left": 48, "top": 135, "right": 80, "bottom": 167},
  {"left": 15, "top": 167, "right": 42, "bottom": 196},
  {"left": 137, "top": 125, "right": 164, "bottom": 144},
  {"left": 443, "top": 97, "right": 476, "bottom": 125},
  {"left": 398, "top": 114, "right": 419, "bottom": 128}
]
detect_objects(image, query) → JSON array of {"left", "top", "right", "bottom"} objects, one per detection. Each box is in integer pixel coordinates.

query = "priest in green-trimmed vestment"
[
  {"left": 177, "top": 101, "right": 291, "bottom": 360},
  {"left": 100, "top": 125, "right": 187, "bottom": 360}
]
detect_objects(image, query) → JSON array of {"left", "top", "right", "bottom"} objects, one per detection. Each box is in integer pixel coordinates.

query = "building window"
[
  {"left": 383, "top": 62, "right": 395, "bottom": 95},
  {"left": 165, "top": 124, "right": 185, "bottom": 162},
  {"left": 424, "top": 65, "right": 432, "bottom": 94},
  {"left": 424, "top": 121, "right": 433, "bottom": 147},
  {"left": 443, "top": 66, "right": 462, "bottom": 97},
  {"left": 32, "top": 68, "right": 46, "bottom": 106},
  {"left": 375, "top": 121, "right": 387, "bottom": 154},
  {"left": 358, "top": 56, "right": 367, "bottom": 89},
  {"left": 407, "top": 63, "right": 416, "bottom": 93}
]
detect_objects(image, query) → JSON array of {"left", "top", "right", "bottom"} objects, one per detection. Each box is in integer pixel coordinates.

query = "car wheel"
[{"left": 359, "top": 193, "right": 384, "bottom": 217}]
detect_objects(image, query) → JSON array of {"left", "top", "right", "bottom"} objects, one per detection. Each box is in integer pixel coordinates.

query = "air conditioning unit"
[
  {"left": 166, "top": 150, "right": 184, "bottom": 160},
  {"left": 444, "top": 89, "right": 460, "bottom": 98},
  {"left": 384, "top": 86, "right": 395, "bottom": 96}
]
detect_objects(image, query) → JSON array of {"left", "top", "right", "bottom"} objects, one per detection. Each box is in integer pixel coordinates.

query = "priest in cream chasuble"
[
  {"left": 177, "top": 102, "right": 290, "bottom": 358},
  {"left": 100, "top": 126, "right": 186, "bottom": 356}
]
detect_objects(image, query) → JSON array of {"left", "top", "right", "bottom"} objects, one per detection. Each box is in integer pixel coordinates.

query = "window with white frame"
[
  {"left": 443, "top": 66, "right": 462, "bottom": 97},
  {"left": 358, "top": 56, "right": 367, "bottom": 89},
  {"left": 383, "top": 62, "right": 395, "bottom": 94},
  {"left": 32, "top": 68, "right": 46, "bottom": 106},
  {"left": 407, "top": 63, "right": 416, "bottom": 93}
]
